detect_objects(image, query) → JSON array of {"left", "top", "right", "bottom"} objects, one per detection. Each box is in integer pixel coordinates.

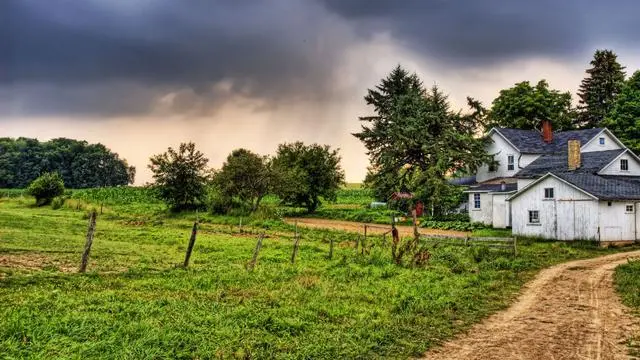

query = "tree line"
[
  {"left": 0, "top": 137, "right": 135, "bottom": 188},
  {"left": 354, "top": 49, "right": 640, "bottom": 216},
  {"left": 148, "top": 141, "right": 344, "bottom": 213}
]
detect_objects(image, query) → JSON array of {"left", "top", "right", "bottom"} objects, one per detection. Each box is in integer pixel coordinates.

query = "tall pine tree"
[
  {"left": 354, "top": 66, "right": 490, "bottom": 214},
  {"left": 603, "top": 71, "right": 640, "bottom": 155},
  {"left": 577, "top": 49, "right": 626, "bottom": 128}
]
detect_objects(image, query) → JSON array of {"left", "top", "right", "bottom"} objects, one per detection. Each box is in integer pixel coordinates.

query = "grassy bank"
[
  {"left": 614, "top": 260, "right": 640, "bottom": 356},
  {"left": 0, "top": 196, "right": 633, "bottom": 359}
]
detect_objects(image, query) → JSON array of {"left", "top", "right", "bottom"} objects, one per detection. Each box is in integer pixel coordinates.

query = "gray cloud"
[
  {"left": 319, "top": 0, "right": 640, "bottom": 65},
  {"left": 1, "top": 0, "right": 353, "bottom": 116}
]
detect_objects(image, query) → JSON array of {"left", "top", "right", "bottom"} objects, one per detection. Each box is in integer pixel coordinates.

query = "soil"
[
  {"left": 0, "top": 253, "right": 77, "bottom": 273},
  {"left": 284, "top": 218, "right": 469, "bottom": 238},
  {"left": 422, "top": 250, "right": 640, "bottom": 360}
]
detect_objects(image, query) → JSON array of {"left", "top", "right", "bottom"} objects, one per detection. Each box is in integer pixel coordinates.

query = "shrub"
[
  {"left": 51, "top": 197, "right": 66, "bottom": 210},
  {"left": 26, "top": 172, "right": 65, "bottom": 206}
]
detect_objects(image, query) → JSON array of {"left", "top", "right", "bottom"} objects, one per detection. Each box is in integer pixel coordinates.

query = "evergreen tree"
[
  {"left": 488, "top": 80, "right": 575, "bottom": 131},
  {"left": 603, "top": 71, "right": 640, "bottom": 154},
  {"left": 354, "top": 66, "right": 490, "bottom": 214},
  {"left": 577, "top": 49, "right": 626, "bottom": 128}
]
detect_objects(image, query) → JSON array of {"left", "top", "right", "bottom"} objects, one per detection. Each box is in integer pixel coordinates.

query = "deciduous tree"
[
  {"left": 215, "top": 149, "right": 271, "bottom": 212},
  {"left": 603, "top": 71, "right": 640, "bottom": 154},
  {"left": 148, "top": 142, "right": 209, "bottom": 211},
  {"left": 272, "top": 142, "right": 344, "bottom": 213},
  {"left": 488, "top": 80, "right": 575, "bottom": 131}
]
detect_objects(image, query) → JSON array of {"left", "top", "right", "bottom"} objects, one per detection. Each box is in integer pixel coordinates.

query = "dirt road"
[
  {"left": 423, "top": 250, "right": 640, "bottom": 360},
  {"left": 284, "top": 218, "right": 469, "bottom": 238}
]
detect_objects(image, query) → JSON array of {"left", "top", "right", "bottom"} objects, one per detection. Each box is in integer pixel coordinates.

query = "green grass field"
[{"left": 0, "top": 190, "right": 636, "bottom": 359}]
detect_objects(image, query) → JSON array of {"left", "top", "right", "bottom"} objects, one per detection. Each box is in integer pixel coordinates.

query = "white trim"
[
  {"left": 506, "top": 172, "right": 599, "bottom": 201},
  {"left": 597, "top": 149, "right": 640, "bottom": 175},
  {"left": 581, "top": 128, "right": 628, "bottom": 151}
]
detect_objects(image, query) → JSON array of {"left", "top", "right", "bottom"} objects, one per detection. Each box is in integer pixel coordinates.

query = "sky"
[{"left": 2, "top": 0, "right": 640, "bottom": 184}]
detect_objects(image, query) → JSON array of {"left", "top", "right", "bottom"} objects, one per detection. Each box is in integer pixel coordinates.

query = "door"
[{"left": 556, "top": 201, "right": 574, "bottom": 240}]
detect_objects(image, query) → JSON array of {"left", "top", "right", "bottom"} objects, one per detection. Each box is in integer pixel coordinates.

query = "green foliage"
[
  {"left": 420, "top": 220, "right": 487, "bottom": 232},
  {"left": 50, "top": 196, "right": 66, "bottom": 210},
  {"left": 603, "top": 71, "right": 640, "bottom": 154},
  {"left": 0, "top": 137, "right": 134, "bottom": 188},
  {"left": 26, "top": 172, "right": 65, "bottom": 206},
  {"left": 577, "top": 49, "right": 626, "bottom": 128},
  {"left": 488, "top": 80, "right": 575, "bottom": 131},
  {"left": 272, "top": 142, "right": 345, "bottom": 213},
  {"left": 148, "top": 142, "right": 209, "bottom": 211},
  {"left": 355, "top": 66, "right": 490, "bottom": 216},
  {"left": 214, "top": 148, "right": 272, "bottom": 213},
  {"left": 0, "top": 198, "right": 633, "bottom": 358}
]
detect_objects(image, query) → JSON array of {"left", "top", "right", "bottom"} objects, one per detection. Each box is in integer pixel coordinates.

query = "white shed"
[{"left": 508, "top": 172, "right": 640, "bottom": 242}]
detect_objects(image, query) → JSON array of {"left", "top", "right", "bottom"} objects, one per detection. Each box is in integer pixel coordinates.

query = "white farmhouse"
[
  {"left": 465, "top": 121, "right": 640, "bottom": 243},
  {"left": 466, "top": 121, "right": 615, "bottom": 227}
]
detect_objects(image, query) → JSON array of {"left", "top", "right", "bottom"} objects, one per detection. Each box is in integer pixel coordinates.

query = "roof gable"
[{"left": 515, "top": 149, "right": 625, "bottom": 178}]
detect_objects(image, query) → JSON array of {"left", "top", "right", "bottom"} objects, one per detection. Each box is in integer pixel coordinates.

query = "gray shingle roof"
[
  {"left": 495, "top": 128, "right": 604, "bottom": 154},
  {"left": 469, "top": 182, "right": 518, "bottom": 193},
  {"left": 554, "top": 172, "right": 640, "bottom": 201},
  {"left": 515, "top": 149, "right": 625, "bottom": 178}
]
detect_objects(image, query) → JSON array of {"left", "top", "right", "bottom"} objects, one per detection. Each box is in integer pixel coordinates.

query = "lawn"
[{"left": 0, "top": 193, "right": 634, "bottom": 359}]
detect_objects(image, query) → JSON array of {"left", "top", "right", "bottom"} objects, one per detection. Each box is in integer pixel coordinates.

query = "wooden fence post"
[
  {"left": 79, "top": 210, "right": 97, "bottom": 273},
  {"left": 239, "top": 217, "right": 243, "bottom": 233},
  {"left": 291, "top": 234, "right": 301, "bottom": 264},
  {"left": 247, "top": 233, "right": 264, "bottom": 271},
  {"left": 328, "top": 238, "right": 334, "bottom": 260},
  {"left": 362, "top": 225, "right": 367, "bottom": 255},
  {"left": 183, "top": 221, "right": 198, "bottom": 268},
  {"left": 513, "top": 237, "right": 518, "bottom": 257}
]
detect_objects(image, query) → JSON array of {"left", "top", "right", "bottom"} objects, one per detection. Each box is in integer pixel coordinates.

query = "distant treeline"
[{"left": 0, "top": 137, "right": 135, "bottom": 188}]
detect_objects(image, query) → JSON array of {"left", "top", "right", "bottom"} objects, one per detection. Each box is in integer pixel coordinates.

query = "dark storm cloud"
[
  {"left": 1, "top": 0, "right": 350, "bottom": 116},
  {"left": 3, "top": 0, "right": 639, "bottom": 117},
  {"left": 319, "top": 0, "right": 640, "bottom": 64}
]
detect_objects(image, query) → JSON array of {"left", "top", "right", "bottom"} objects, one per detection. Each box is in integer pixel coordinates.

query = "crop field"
[{"left": 0, "top": 188, "right": 633, "bottom": 359}]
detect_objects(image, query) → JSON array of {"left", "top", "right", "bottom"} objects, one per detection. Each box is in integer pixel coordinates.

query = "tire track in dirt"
[
  {"left": 422, "top": 250, "right": 640, "bottom": 360},
  {"left": 284, "top": 218, "right": 469, "bottom": 238}
]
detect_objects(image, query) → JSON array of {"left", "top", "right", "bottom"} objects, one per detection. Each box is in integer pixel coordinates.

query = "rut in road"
[{"left": 423, "top": 250, "right": 640, "bottom": 360}]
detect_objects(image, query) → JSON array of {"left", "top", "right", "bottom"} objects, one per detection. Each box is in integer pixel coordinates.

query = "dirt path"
[
  {"left": 284, "top": 218, "right": 469, "bottom": 238},
  {"left": 423, "top": 250, "right": 640, "bottom": 360}
]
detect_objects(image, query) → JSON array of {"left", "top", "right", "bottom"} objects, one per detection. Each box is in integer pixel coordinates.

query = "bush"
[
  {"left": 26, "top": 172, "right": 65, "bottom": 206},
  {"left": 51, "top": 197, "right": 66, "bottom": 210}
]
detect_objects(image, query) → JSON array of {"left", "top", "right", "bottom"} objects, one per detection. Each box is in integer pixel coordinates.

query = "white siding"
[
  {"left": 519, "top": 154, "right": 541, "bottom": 168},
  {"left": 517, "top": 178, "right": 535, "bottom": 189},
  {"left": 599, "top": 201, "right": 637, "bottom": 241},
  {"left": 491, "top": 193, "right": 511, "bottom": 228},
  {"left": 476, "top": 132, "right": 521, "bottom": 182},
  {"left": 510, "top": 176, "right": 598, "bottom": 240},
  {"left": 581, "top": 131, "right": 623, "bottom": 152},
  {"left": 599, "top": 152, "right": 640, "bottom": 176},
  {"left": 469, "top": 193, "right": 493, "bottom": 225}
]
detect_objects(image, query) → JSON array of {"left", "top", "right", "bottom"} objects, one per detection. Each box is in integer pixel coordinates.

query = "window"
[
  {"left": 528, "top": 210, "right": 540, "bottom": 224},
  {"left": 626, "top": 204, "right": 634, "bottom": 213},
  {"left": 544, "top": 188, "right": 554, "bottom": 199},
  {"left": 507, "top": 155, "right": 515, "bottom": 171},
  {"left": 488, "top": 162, "right": 497, "bottom": 172},
  {"left": 599, "top": 137, "right": 605, "bottom": 145},
  {"left": 473, "top": 193, "right": 481, "bottom": 209},
  {"left": 621, "top": 159, "right": 629, "bottom": 171}
]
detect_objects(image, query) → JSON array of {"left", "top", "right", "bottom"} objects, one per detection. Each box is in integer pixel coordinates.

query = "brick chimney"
[
  {"left": 541, "top": 120, "right": 553, "bottom": 144},
  {"left": 568, "top": 140, "right": 581, "bottom": 171}
]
